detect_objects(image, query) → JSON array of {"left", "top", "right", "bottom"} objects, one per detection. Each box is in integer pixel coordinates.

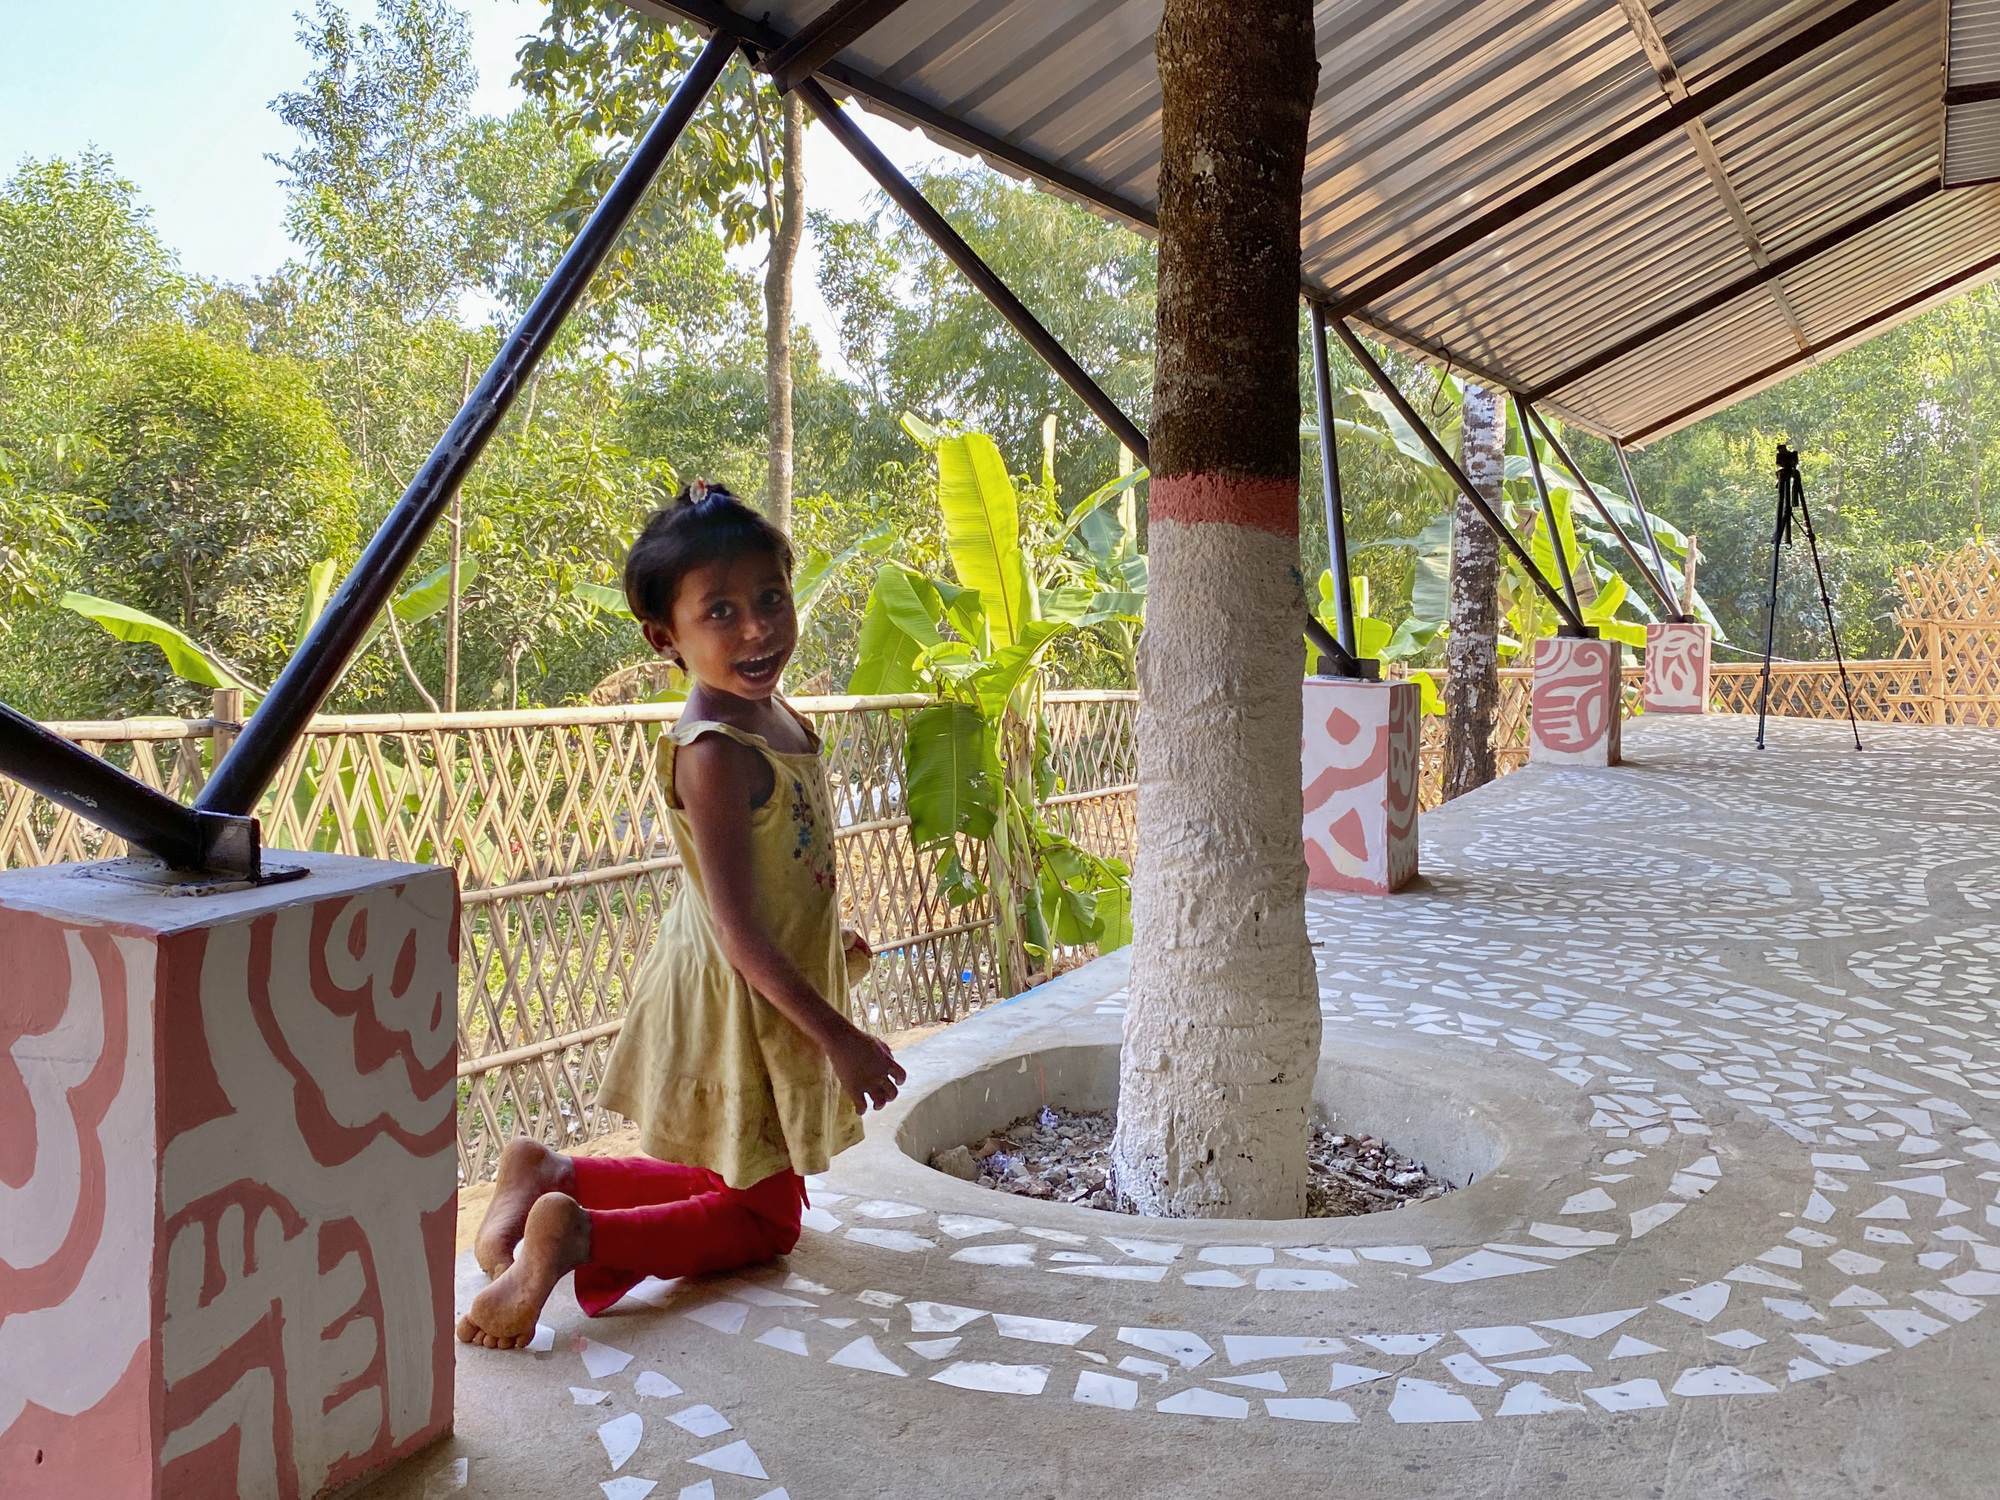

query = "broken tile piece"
[
  {"left": 1498, "top": 1381, "right": 1586, "bottom": 1415},
  {"left": 598, "top": 1413, "right": 644, "bottom": 1472},
  {"left": 1559, "top": 1188, "right": 1618, "bottom": 1215},
  {"left": 755, "top": 1327, "right": 810, "bottom": 1357},
  {"left": 1441, "top": 1352, "right": 1501, "bottom": 1386},
  {"left": 571, "top": 1387, "right": 611, "bottom": 1406},
  {"left": 600, "top": 1480, "right": 657, "bottom": 1500},
  {"left": 1828, "top": 1249, "right": 1886, "bottom": 1276},
  {"left": 634, "top": 1371, "right": 683, "bottom": 1400},
  {"left": 686, "top": 1441, "right": 767, "bottom": 1480},
  {"left": 1356, "top": 1333, "right": 1443, "bottom": 1355},
  {"left": 1157, "top": 1387, "right": 1250, "bottom": 1419},
  {"left": 1327, "top": 1363, "right": 1394, "bottom": 1391},
  {"left": 1223, "top": 1335, "right": 1348, "bottom": 1364},
  {"left": 1266, "top": 1397, "right": 1356, "bottom": 1422},
  {"left": 1388, "top": 1377, "right": 1481, "bottom": 1423},
  {"left": 1255, "top": 1267, "right": 1354, "bottom": 1291},
  {"left": 1673, "top": 1365, "right": 1777, "bottom": 1397},
  {"left": 1216, "top": 1369, "right": 1287, "bottom": 1392},
  {"left": 1529, "top": 1224, "right": 1619, "bottom": 1248},
  {"left": 665, "top": 1406, "right": 731, "bottom": 1439},
  {"left": 682, "top": 1301, "right": 749, "bottom": 1337},
  {"left": 905, "top": 1337, "right": 961, "bottom": 1359},
  {"left": 931, "top": 1361, "right": 1050, "bottom": 1395},
  {"left": 1073, "top": 1370, "right": 1139, "bottom": 1409},
  {"left": 1198, "top": 1245, "right": 1274, "bottom": 1265},
  {"left": 1456, "top": 1326, "right": 1549, "bottom": 1358},
  {"left": 1357, "top": 1245, "right": 1432, "bottom": 1266},
  {"left": 827, "top": 1336, "right": 906, "bottom": 1376},
  {"left": 1117, "top": 1327, "right": 1214, "bottom": 1368},
  {"left": 1861, "top": 1308, "right": 1950, "bottom": 1347},
  {"left": 1494, "top": 1354, "right": 1592, "bottom": 1374},
  {"left": 580, "top": 1340, "right": 635, "bottom": 1379},
  {"left": 950, "top": 1244, "right": 1035, "bottom": 1267},
  {"left": 1182, "top": 1269, "right": 1247, "bottom": 1288},
  {"left": 1628, "top": 1202, "right": 1686, "bottom": 1238},
  {"left": 1707, "top": 1329, "right": 1766, "bottom": 1349},
  {"left": 1585, "top": 1378, "right": 1669, "bottom": 1412},
  {"left": 1658, "top": 1281, "right": 1731, "bottom": 1323},
  {"left": 935, "top": 1215, "right": 1013, "bottom": 1239},
  {"left": 908, "top": 1302, "right": 987, "bottom": 1333},
  {"left": 1609, "top": 1336, "right": 1666, "bottom": 1359},
  {"left": 1103, "top": 1236, "right": 1182, "bottom": 1262},
  {"left": 1420, "top": 1250, "right": 1551, "bottom": 1283},
  {"left": 1792, "top": 1333, "right": 1889, "bottom": 1367},
  {"left": 845, "top": 1227, "right": 936, "bottom": 1253},
  {"left": 992, "top": 1314, "right": 1094, "bottom": 1345},
  {"left": 1532, "top": 1309, "right": 1641, "bottom": 1340}
]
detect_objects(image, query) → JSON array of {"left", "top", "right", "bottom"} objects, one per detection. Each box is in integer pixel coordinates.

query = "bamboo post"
[{"left": 210, "top": 688, "right": 244, "bottom": 769}]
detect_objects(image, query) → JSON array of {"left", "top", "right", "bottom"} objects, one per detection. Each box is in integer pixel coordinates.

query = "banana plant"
[{"left": 851, "top": 420, "right": 1135, "bottom": 994}]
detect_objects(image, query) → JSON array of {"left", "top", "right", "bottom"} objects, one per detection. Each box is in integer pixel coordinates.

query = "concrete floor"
[{"left": 354, "top": 715, "right": 2000, "bottom": 1500}]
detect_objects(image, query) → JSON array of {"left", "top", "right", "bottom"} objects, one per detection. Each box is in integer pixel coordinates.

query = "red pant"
[{"left": 569, "top": 1156, "right": 806, "bottom": 1317}]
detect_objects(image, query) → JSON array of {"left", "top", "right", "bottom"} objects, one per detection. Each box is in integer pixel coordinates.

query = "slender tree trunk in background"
[
  {"left": 763, "top": 92, "right": 804, "bottom": 533},
  {"left": 1442, "top": 383, "right": 1503, "bottom": 799},
  {"left": 1111, "top": 0, "right": 1320, "bottom": 1219}
]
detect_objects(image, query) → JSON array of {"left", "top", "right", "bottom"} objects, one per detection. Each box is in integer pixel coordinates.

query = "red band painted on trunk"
[{"left": 1150, "top": 473, "right": 1299, "bottom": 536}]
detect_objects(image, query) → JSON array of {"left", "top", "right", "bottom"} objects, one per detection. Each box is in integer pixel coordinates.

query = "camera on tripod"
[{"left": 1757, "top": 443, "right": 1861, "bottom": 751}]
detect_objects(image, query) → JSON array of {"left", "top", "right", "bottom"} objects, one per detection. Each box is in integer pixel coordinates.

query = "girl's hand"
[
  {"left": 841, "top": 927, "right": 872, "bottom": 959},
  {"left": 828, "top": 1026, "right": 906, "bottom": 1113}
]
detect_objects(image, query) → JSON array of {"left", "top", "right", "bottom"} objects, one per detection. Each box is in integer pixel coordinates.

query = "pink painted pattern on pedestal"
[
  {"left": 1301, "top": 679, "right": 1420, "bottom": 894},
  {"left": 1529, "top": 637, "right": 1622, "bottom": 767},
  {"left": 1642, "top": 621, "right": 1711, "bottom": 713},
  {"left": 0, "top": 861, "right": 458, "bottom": 1500}
]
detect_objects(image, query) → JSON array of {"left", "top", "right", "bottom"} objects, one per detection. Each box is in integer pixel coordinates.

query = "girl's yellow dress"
[{"left": 597, "top": 705, "right": 864, "bottom": 1188}]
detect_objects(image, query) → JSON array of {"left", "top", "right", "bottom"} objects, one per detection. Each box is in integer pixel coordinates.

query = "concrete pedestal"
[
  {"left": 1301, "top": 677, "right": 1420, "bottom": 894},
  {"left": 1529, "top": 636, "right": 1623, "bottom": 766},
  {"left": 1642, "top": 620, "right": 1711, "bottom": 713},
  {"left": 0, "top": 853, "right": 458, "bottom": 1500}
]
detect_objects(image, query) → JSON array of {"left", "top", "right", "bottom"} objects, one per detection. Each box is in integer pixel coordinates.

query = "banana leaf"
[
  {"left": 937, "top": 431, "right": 1036, "bottom": 649},
  {"left": 59, "top": 593, "right": 259, "bottom": 693},
  {"left": 904, "top": 700, "right": 996, "bottom": 845}
]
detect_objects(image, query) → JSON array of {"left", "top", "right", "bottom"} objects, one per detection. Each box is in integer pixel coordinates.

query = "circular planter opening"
[{"left": 895, "top": 1042, "right": 1505, "bottom": 1218}]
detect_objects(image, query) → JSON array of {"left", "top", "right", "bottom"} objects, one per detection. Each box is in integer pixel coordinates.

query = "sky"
[{"left": 0, "top": 0, "right": 962, "bottom": 374}]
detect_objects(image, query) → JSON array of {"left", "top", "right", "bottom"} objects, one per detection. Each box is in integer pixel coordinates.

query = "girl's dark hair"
[{"left": 622, "top": 481, "right": 794, "bottom": 626}]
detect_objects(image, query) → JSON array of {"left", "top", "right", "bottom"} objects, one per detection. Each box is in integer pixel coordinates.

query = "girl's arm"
[{"left": 677, "top": 733, "right": 907, "bottom": 1111}]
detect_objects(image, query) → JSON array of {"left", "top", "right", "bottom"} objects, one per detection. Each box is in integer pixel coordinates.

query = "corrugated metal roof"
[{"left": 636, "top": 0, "right": 2000, "bottom": 444}]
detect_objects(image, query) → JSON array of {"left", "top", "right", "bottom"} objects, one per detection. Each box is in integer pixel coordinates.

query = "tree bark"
[
  {"left": 1442, "top": 383, "right": 1503, "bottom": 799},
  {"left": 763, "top": 92, "right": 804, "bottom": 533},
  {"left": 1111, "top": 0, "right": 1320, "bottom": 1219}
]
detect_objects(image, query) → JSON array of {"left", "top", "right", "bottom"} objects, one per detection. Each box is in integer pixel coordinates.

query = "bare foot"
[
  {"left": 457, "top": 1193, "right": 591, "bottom": 1350},
  {"left": 475, "top": 1138, "right": 576, "bottom": 1278}
]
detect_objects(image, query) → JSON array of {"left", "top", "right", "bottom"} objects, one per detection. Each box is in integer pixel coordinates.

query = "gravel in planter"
[{"left": 929, "top": 1105, "right": 1455, "bottom": 1217}]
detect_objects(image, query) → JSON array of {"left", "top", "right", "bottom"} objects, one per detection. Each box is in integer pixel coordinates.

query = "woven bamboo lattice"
[
  {"left": 1894, "top": 542, "right": 2000, "bottom": 727},
  {"left": 2, "top": 692, "right": 1137, "bottom": 1182}
]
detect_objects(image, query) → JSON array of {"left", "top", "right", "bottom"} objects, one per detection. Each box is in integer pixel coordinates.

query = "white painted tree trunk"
[{"left": 1111, "top": 516, "right": 1320, "bottom": 1218}]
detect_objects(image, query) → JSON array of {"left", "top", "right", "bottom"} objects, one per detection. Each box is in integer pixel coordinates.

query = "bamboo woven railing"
[{"left": 2, "top": 691, "right": 1138, "bottom": 1181}]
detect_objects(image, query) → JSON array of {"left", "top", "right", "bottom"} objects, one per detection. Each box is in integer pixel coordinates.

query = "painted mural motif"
[
  {"left": 1302, "top": 681, "right": 1420, "bottom": 894},
  {"left": 0, "top": 869, "right": 459, "bottom": 1500},
  {"left": 1643, "top": 622, "right": 1711, "bottom": 713},
  {"left": 1530, "top": 638, "right": 1622, "bottom": 767}
]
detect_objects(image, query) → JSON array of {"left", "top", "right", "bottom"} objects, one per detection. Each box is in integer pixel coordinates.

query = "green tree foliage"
[{"left": 88, "top": 328, "right": 359, "bottom": 712}]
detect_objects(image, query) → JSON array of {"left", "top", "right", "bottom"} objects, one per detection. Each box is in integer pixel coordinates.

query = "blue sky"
[{"left": 0, "top": 0, "right": 957, "bottom": 359}]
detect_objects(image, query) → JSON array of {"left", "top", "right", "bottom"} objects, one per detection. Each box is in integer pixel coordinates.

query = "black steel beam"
[
  {"left": 626, "top": 0, "right": 1159, "bottom": 228},
  {"left": 1308, "top": 301, "right": 1365, "bottom": 671},
  {"left": 197, "top": 34, "right": 735, "bottom": 818},
  {"left": 1325, "top": 0, "right": 1905, "bottom": 320},
  {"left": 1523, "top": 180, "right": 1941, "bottom": 401},
  {"left": 798, "top": 75, "right": 1152, "bottom": 464},
  {"left": 1947, "top": 80, "right": 2000, "bottom": 106},
  {"left": 1624, "top": 242, "right": 2000, "bottom": 444},
  {"left": 1614, "top": 441, "right": 1687, "bottom": 618},
  {"left": 0, "top": 703, "right": 262, "bottom": 875},
  {"left": 764, "top": 0, "right": 914, "bottom": 93},
  {"left": 1331, "top": 317, "right": 1588, "bottom": 635},
  {"left": 1520, "top": 400, "right": 1685, "bottom": 620},
  {"left": 1522, "top": 417, "right": 1583, "bottom": 616}
]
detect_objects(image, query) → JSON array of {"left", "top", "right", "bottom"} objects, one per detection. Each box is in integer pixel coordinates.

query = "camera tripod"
[{"left": 1757, "top": 443, "right": 1862, "bottom": 751}]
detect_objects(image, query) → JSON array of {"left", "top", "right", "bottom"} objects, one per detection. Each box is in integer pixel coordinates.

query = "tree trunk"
[
  {"left": 763, "top": 92, "right": 804, "bottom": 533},
  {"left": 1110, "top": 0, "right": 1320, "bottom": 1220},
  {"left": 1442, "top": 383, "right": 1503, "bottom": 799}
]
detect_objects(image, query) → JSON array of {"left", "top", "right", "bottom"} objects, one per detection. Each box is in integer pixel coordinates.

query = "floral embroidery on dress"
[{"left": 789, "top": 777, "right": 836, "bottom": 890}]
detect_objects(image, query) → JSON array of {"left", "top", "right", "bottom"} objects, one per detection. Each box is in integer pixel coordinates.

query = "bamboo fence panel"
[{"left": 3, "top": 691, "right": 1138, "bottom": 1181}]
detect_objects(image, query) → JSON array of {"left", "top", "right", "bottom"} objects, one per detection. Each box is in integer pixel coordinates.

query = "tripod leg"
[
  {"left": 1757, "top": 493, "right": 1785, "bottom": 750},
  {"left": 1794, "top": 485, "right": 1863, "bottom": 751}
]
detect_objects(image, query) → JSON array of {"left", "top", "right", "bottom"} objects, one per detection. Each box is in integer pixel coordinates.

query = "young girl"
[{"left": 458, "top": 482, "right": 905, "bottom": 1348}]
